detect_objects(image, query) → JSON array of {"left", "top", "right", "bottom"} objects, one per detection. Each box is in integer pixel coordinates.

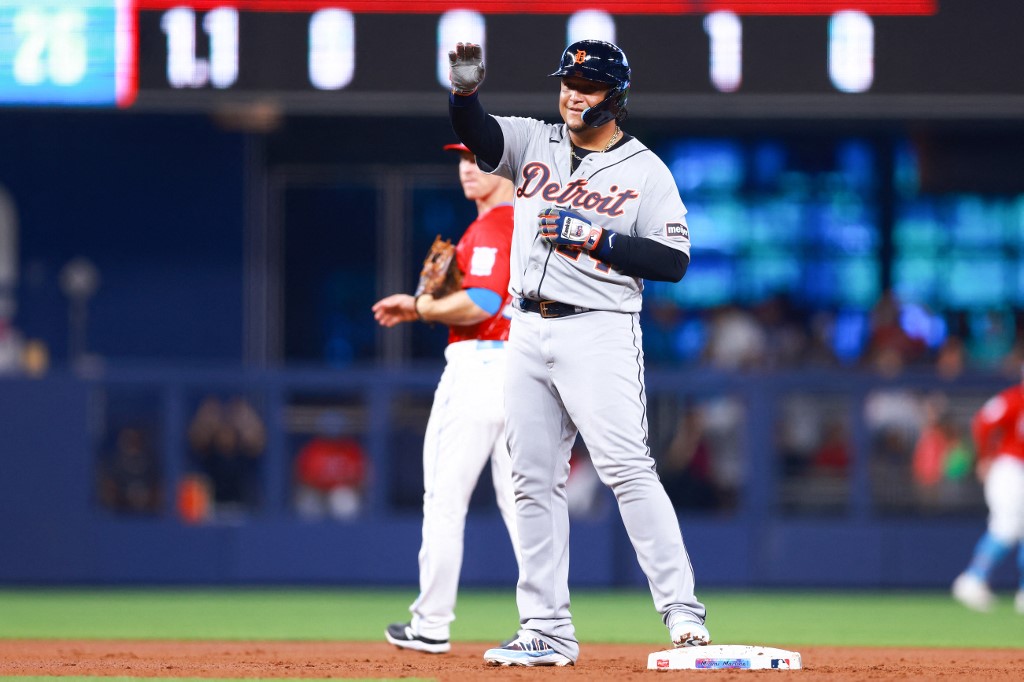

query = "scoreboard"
[
  {"left": 0, "top": 0, "right": 134, "bottom": 106},
  {"left": 2, "top": 1, "right": 1023, "bottom": 118}
]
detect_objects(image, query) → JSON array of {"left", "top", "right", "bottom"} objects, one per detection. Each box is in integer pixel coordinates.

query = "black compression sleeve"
[
  {"left": 592, "top": 232, "right": 690, "bottom": 282},
  {"left": 449, "top": 92, "right": 504, "bottom": 170}
]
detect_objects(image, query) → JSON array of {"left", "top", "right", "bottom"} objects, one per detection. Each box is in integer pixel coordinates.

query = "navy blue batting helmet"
[{"left": 549, "top": 39, "right": 630, "bottom": 127}]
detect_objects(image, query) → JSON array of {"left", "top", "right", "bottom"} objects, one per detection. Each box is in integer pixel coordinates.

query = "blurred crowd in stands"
[
  {"left": 83, "top": 286, "right": 1024, "bottom": 521},
  {"left": 643, "top": 288, "right": 1024, "bottom": 379},
  {"left": 636, "top": 288, "right": 1021, "bottom": 516}
]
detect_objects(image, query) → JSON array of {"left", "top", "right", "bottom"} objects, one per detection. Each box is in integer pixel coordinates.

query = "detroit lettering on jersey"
[{"left": 516, "top": 162, "right": 639, "bottom": 217}]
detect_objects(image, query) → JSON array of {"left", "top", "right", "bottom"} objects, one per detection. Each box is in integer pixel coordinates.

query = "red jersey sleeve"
[
  {"left": 456, "top": 205, "right": 513, "bottom": 297},
  {"left": 448, "top": 204, "right": 515, "bottom": 344}
]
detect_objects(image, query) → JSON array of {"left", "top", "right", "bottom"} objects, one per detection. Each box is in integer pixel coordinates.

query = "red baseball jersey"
[
  {"left": 972, "top": 384, "right": 1024, "bottom": 463},
  {"left": 448, "top": 204, "right": 514, "bottom": 344}
]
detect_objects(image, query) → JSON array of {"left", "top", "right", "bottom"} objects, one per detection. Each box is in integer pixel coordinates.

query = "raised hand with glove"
[
  {"left": 538, "top": 207, "right": 607, "bottom": 252},
  {"left": 448, "top": 42, "right": 486, "bottom": 95}
]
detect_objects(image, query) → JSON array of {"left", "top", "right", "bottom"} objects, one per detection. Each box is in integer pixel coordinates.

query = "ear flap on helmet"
[{"left": 582, "top": 85, "right": 629, "bottom": 128}]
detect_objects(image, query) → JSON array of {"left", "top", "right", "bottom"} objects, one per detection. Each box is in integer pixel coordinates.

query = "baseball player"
[
  {"left": 447, "top": 40, "right": 710, "bottom": 666},
  {"left": 951, "top": 373, "right": 1024, "bottom": 614},
  {"left": 375, "top": 143, "right": 521, "bottom": 653}
]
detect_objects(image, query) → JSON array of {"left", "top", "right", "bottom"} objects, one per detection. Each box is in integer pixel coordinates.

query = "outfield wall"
[{"left": 0, "top": 367, "right": 1016, "bottom": 590}]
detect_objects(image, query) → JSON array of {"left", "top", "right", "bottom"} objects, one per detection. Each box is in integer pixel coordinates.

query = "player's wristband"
[
  {"left": 449, "top": 90, "right": 480, "bottom": 106},
  {"left": 591, "top": 230, "right": 615, "bottom": 260},
  {"left": 414, "top": 294, "right": 427, "bottom": 322}
]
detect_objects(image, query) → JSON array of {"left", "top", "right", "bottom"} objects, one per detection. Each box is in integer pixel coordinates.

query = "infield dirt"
[{"left": 2, "top": 640, "right": 1022, "bottom": 680}]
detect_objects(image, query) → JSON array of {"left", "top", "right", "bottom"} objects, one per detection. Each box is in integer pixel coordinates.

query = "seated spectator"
[
  {"left": 293, "top": 415, "right": 368, "bottom": 520},
  {"left": 704, "top": 304, "right": 767, "bottom": 370},
  {"left": 566, "top": 439, "right": 604, "bottom": 518},
  {"left": 912, "top": 393, "right": 974, "bottom": 510},
  {"left": 863, "top": 290, "right": 927, "bottom": 375},
  {"left": 966, "top": 308, "right": 1015, "bottom": 370},
  {"left": 812, "top": 420, "right": 850, "bottom": 475},
  {"left": 753, "top": 293, "right": 809, "bottom": 369},
  {"left": 659, "top": 407, "right": 720, "bottom": 510},
  {"left": 0, "top": 314, "right": 23, "bottom": 375},
  {"left": 187, "top": 395, "right": 266, "bottom": 516},
  {"left": 97, "top": 425, "right": 162, "bottom": 515},
  {"left": 935, "top": 336, "right": 966, "bottom": 380}
]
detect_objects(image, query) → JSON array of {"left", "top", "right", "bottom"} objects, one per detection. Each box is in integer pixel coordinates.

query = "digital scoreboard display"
[
  {"left": 0, "top": 0, "right": 135, "bottom": 106},
  {"left": 2, "top": 1, "right": 1022, "bottom": 117}
]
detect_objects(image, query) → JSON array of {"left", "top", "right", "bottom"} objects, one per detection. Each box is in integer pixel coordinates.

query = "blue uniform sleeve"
[
  {"left": 466, "top": 287, "right": 503, "bottom": 315},
  {"left": 449, "top": 92, "right": 504, "bottom": 171}
]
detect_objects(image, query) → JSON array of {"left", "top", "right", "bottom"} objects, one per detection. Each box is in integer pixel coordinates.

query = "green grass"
[{"left": 0, "top": 588, "right": 1021, "bottom": 649}]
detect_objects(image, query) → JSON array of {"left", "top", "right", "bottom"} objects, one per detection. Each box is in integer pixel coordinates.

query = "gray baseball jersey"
[
  {"left": 490, "top": 115, "right": 691, "bottom": 311},
  {"left": 489, "top": 114, "right": 707, "bottom": 663}
]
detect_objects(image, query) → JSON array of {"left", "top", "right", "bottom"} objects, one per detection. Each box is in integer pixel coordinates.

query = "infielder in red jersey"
[
  {"left": 447, "top": 39, "right": 709, "bottom": 667},
  {"left": 374, "top": 143, "right": 520, "bottom": 653},
  {"left": 951, "top": 378, "right": 1024, "bottom": 614}
]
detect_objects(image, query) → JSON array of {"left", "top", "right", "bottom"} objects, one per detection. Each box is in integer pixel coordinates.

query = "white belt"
[{"left": 445, "top": 339, "right": 507, "bottom": 360}]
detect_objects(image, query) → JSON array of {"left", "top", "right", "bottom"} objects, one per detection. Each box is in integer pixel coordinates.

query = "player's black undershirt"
[
  {"left": 450, "top": 92, "right": 689, "bottom": 283},
  {"left": 449, "top": 91, "right": 504, "bottom": 168}
]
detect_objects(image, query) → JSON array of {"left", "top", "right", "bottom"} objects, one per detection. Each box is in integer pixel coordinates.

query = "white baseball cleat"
[
  {"left": 952, "top": 573, "right": 995, "bottom": 612},
  {"left": 1015, "top": 590, "right": 1024, "bottom": 615},
  {"left": 483, "top": 634, "right": 573, "bottom": 666},
  {"left": 670, "top": 620, "right": 711, "bottom": 647}
]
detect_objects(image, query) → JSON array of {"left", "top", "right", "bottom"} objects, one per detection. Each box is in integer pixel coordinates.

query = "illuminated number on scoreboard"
[
  {"left": 308, "top": 8, "right": 354, "bottom": 90},
  {"left": 704, "top": 11, "right": 742, "bottom": 93},
  {"left": 160, "top": 6, "right": 238, "bottom": 89},
  {"left": 204, "top": 7, "right": 238, "bottom": 88},
  {"left": 12, "top": 8, "right": 47, "bottom": 85},
  {"left": 436, "top": 9, "right": 484, "bottom": 89},
  {"left": 829, "top": 11, "right": 874, "bottom": 93},
  {"left": 567, "top": 10, "right": 616, "bottom": 44},
  {"left": 700, "top": 11, "right": 874, "bottom": 93},
  {"left": 12, "top": 6, "right": 88, "bottom": 87},
  {"left": 161, "top": 7, "right": 196, "bottom": 87},
  {"left": 161, "top": 7, "right": 203, "bottom": 87}
]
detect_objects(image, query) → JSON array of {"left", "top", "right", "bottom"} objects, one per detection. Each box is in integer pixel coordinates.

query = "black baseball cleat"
[{"left": 385, "top": 622, "right": 451, "bottom": 654}]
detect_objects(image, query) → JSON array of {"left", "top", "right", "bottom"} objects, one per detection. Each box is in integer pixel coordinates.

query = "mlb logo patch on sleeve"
[{"left": 666, "top": 222, "right": 689, "bottom": 239}]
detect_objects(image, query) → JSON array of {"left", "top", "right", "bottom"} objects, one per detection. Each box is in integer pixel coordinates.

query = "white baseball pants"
[
  {"left": 985, "top": 455, "right": 1024, "bottom": 542},
  {"left": 409, "top": 340, "right": 521, "bottom": 641}
]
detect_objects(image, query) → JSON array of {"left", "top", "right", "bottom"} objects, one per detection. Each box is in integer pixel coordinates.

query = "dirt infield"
[{"left": 1, "top": 640, "right": 1021, "bottom": 680}]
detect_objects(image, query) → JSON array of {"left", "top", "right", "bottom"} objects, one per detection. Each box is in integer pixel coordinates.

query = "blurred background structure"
[{"left": 1, "top": 1, "right": 1024, "bottom": 589}]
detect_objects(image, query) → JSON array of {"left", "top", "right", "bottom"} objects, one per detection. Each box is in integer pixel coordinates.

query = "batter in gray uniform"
[{"left": 448, "top": 40, "right": 710, "bottom": 667}]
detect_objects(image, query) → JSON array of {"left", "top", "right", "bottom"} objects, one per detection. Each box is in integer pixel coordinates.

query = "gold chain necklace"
[{"left": 570, "top": 126, "right": 621, "bottom": 164}]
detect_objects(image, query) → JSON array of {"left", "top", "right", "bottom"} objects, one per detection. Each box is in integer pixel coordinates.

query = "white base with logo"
[{"left": 648, "top": 645, "right": 802, "bottom": 670}]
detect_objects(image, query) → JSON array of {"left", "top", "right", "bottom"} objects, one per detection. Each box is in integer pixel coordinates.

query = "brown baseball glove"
[{"left": 414, "top": 235, "right": 463, "bottom": 298}]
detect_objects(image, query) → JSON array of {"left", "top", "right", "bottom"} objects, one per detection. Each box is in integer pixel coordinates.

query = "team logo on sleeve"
[
  {"left": 470, "top": 246, "right": 498, "bottom": 276},
  {"left": 666, "top": 222, "right": 689, "bottom": 240}
]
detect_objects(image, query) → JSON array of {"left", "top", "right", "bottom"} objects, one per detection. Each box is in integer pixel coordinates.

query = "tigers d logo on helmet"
[{"left": 574, "top": 50, "right": 587, "bottom": 64}]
